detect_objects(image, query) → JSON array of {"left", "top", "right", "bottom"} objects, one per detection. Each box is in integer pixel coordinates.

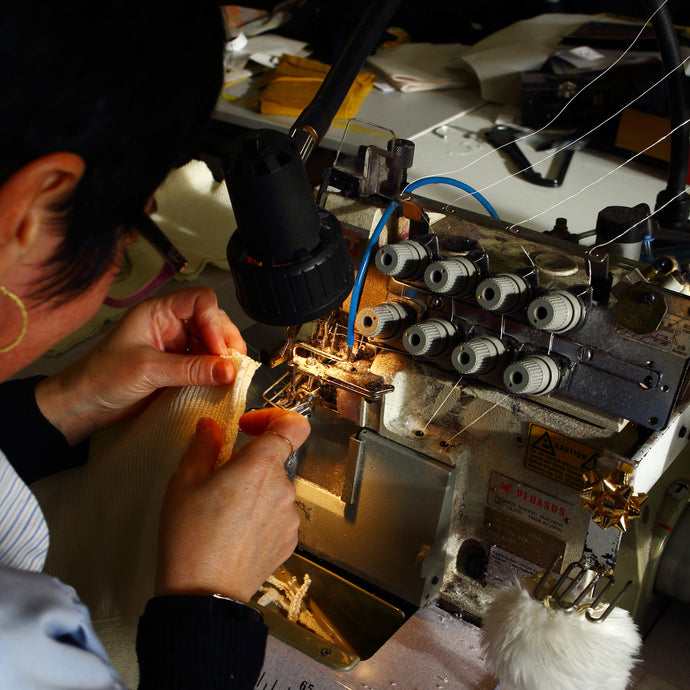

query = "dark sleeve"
[
  {"left": 0, "top": 376, "right": 89, "bottom": 484},
  {"left": 137, "top": 595, "right": 268, "bottom": 689}
]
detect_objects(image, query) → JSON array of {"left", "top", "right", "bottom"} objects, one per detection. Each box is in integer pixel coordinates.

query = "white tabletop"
[
  {"left": 404, "top": 102, "right": 669, "bottom": 237},
  {"left": 214, "top": 82, "right": 669, "bottom": 240},
  {"left": 213, "top": 79, "right": 485, "bottom": 153}
]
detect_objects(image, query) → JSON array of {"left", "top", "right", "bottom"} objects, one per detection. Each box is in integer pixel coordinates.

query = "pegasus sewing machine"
[{"left": 219, "top": 1, "right": 690, "bottom": 683}]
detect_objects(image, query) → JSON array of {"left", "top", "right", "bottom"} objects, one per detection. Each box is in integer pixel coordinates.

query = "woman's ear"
[{"left": 0, "top": 152, "right": 85, "bottom": 263}]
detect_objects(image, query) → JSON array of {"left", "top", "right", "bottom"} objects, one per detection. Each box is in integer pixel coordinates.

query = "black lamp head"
[{"left": 223, "top": 128, "right": 354, "bottom": 326}]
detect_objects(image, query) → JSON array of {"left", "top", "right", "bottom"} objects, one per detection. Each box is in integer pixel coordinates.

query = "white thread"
[
  {"left": 427, "top": 0, "right": 671, "bottom": 182},
  {"left": 448, "top": 394, "right": 511, "bottom": 443},
  {"left": 509, "top": 114, "right": 690, "bottom": 232},
  {"left": 410, "top": 7, "right": 690, "bottom": 238},
  {"left": 592, "top": 185, "right": 690, "bottom": 252},
  {"left": 420, "top": 378, "right": 462, "bottom": 433},
  {"left": 519, "top": 243, "right": 536, "bottom": 268},
  {"left": 437, "top": 53, "right": 690, "bottom": 213},
  {"left": 287, "top": 574, "right": 311, "bottom": 623}
]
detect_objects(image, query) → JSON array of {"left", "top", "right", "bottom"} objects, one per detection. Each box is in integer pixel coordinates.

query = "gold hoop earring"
[{"left": 0, "top": 287, "right": 28, "bottom": 353}]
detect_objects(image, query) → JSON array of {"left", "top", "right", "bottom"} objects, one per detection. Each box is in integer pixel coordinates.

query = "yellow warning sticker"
[{"left": 525, "top": 424, "right": 600, "bottom": 489}]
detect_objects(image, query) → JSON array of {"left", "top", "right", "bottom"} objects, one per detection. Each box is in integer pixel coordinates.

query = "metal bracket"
[
  {"left": 533, "top": 556, "right": 632, "bottom": 623},
  {"left": 484, "top": 125, "right": 574, "bottom": 188}
]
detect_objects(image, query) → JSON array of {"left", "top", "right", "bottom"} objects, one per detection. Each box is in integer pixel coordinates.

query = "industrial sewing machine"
[
  {"left": 217, "top": 0, "right": 690, "bottom": 676},
  {"left": 225, "top": 130, "right": 690, "bottom": 671}
]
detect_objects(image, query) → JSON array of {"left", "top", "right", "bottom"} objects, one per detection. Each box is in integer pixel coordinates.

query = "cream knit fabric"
[{"left": 32, "top": 350, "right": 260, "bottom": 687}]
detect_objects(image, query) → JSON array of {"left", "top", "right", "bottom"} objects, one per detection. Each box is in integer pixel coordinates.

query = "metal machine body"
[{"left": 252, "top": 154, "right": 690, "bottom": 667}]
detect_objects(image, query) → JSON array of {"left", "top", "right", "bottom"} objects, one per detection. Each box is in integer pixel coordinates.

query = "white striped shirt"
[
  {"left": 0, "top": 451, "right": 127, "bottom": 688},
  {"left": 0, "top": 450, "right": 49, "bottom": 572}
]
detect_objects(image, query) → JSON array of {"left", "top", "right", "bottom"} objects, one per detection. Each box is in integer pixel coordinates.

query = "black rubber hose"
[
  {"left": 642, "top": 0, "right": 690, "bottom": 229},
  {"left": 290, "top": 0, "right": 401, "bottom": 146}
]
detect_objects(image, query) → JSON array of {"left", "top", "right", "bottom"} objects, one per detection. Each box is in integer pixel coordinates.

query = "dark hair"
[{"left": 0, "top": 1, "right": 226, "bottom": 300}]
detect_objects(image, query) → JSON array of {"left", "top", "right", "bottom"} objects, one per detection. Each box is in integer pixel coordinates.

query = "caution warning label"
[{"left": 525, "top": 424, "right": 600, "bottom": 490}]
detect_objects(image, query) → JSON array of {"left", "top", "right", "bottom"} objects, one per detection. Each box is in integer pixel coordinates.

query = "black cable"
[
  {"left": 642, "top": 0, "right": 690, "bottom": 230},
  {"left": 290, "top": 0, "right": 401, "bottom": 152}
]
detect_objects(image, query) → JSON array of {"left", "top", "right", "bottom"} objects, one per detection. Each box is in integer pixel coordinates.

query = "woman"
[{"left": 0, "top": 1, "right": 309, "bottom": 687}]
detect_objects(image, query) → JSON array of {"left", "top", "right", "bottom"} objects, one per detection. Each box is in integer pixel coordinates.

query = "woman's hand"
[
  {"left": 35, "top": 287, "right": 245, "bottom": 445},
  {"left": 155, "top": 408, "right": 311, "bottom": 602}
]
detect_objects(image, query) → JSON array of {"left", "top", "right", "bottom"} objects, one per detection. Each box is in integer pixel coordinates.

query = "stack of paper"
[{"left": 367, "top": 43, "right": 476, "bottom": 92}]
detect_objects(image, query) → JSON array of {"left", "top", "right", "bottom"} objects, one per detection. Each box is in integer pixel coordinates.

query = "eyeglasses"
[{"left": 103, "top": 211, "right": 188, "bottom": 309}]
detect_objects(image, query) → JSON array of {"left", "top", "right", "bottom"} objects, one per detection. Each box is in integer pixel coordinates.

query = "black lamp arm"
[{"left": 289, "top": 0, "right": 401, "bottom": 160}]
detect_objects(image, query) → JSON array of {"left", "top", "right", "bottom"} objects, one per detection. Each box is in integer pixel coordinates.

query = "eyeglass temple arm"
[{"left": 103, "top": 213, "right": 188, "bottom": 309}]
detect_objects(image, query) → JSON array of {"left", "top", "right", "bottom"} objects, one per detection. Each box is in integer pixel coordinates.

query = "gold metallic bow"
[{"left": 580, "top": 463, "right": 647, "bottom": 531}]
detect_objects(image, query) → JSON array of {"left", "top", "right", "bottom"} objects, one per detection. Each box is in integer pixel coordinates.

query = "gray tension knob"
[
  {"left": 424, "top": 256, "right": 479, "bottom": 297},
  {"left": 375, "top": 240, "right": 429, "bottom": 279},
  {"left": 451, "top": 336, "right": 506, "bottom": 375},
  {"left": 355, "top": 301, "right": 414, "bottom": 339},
  {"left": 476, "top": 273, "right": 531, "bottom": 313},
  {"left": 403, "top": 318, "right": 456, "bottom": 357},
  {"left": 503, "top": 355, "right": 560, "bottom": 396},
  {"left": 527, "top": 291, "right": 584, "bottom": 333}
]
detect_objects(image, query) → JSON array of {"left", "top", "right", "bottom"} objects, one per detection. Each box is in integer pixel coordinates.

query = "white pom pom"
[{"left": 480, "top": 582, "right": 641, "bottom": 690}]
